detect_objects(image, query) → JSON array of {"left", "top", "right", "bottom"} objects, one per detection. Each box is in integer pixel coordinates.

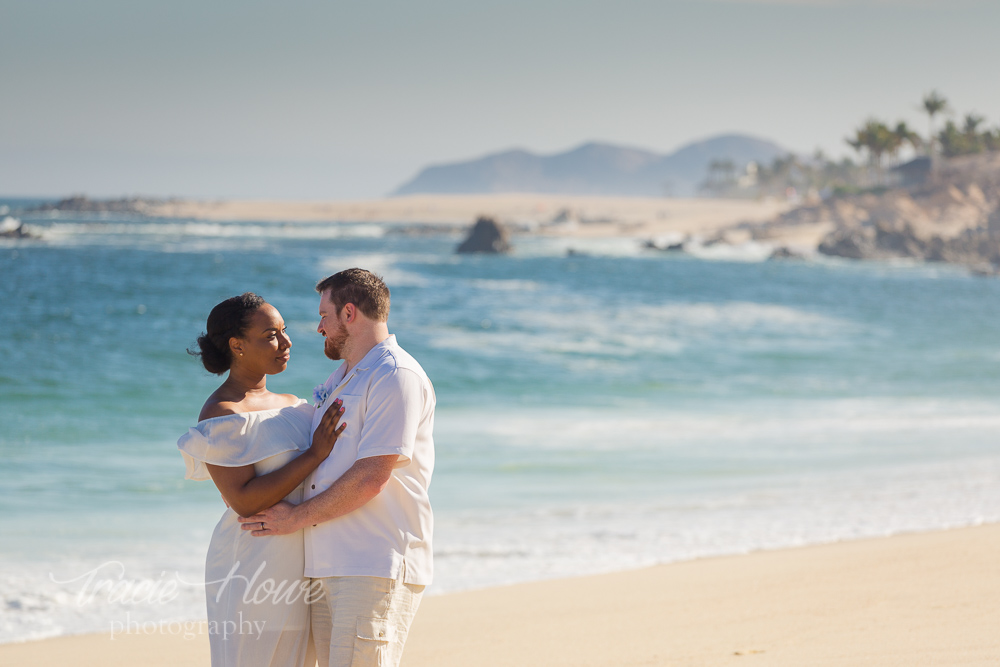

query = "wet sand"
[{"left": 3, "top": 523, "right": 997, "bottom": 666}]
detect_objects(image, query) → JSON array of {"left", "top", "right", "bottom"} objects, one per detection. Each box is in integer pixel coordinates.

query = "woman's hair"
[{"left": 189, "top": 292, "right": 266, "bottom": 374}]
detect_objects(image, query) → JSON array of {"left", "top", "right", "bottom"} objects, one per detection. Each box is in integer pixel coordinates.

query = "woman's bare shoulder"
[
  {"left": 198, "top": 399, "right": 240, "bottom": 422},
  {"left": 277, "top": 393, "right": 302, "bottom": 407},
  {"left": 197, "top": 392, "right": 301, "bottom": 422},
  {"left": 198, "top": 385, "right": 241, "bottom": 422}
]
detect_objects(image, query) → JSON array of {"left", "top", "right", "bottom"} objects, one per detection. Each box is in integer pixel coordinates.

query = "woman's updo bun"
[{"left": 189, "top": 293, "right": 266, "bottom": 374}]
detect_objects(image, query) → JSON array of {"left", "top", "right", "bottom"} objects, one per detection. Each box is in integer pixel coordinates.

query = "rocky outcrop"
[
  {"left": 456, "top": 217, "right": 512, "bottom": 254},
  {"left": 29, "top": 195, "right": 171, "bottom": 215},
  {"left": 818, "top": 222, "right": 928, "bottom": 261},
  {"left": 768, "top": 246, "right": 807, "bottom": 260},
  {"left": 815, "top": 186, "right": 998, "bottom": 265},
  {"left": 0, "top": 217, "right": 37, "bottom": 239},
  {"left": 643, "top": 238, "right": 686, "bottom": 252},
  {"left": 753, "top": 153, "right": 1000, "bottom": 270}
]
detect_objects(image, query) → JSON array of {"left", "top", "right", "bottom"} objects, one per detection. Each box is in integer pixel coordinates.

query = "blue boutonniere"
[{"left": 313, "top": 384, "right": 331, "bottom": 408}]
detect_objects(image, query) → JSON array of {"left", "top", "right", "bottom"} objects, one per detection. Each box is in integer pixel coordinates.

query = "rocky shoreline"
[
  {"left": 19, "top": 155, "right": 1000, "bottom": 274},
  {"left": 0, "top": 216, "right": 38, "bottom": 239},
  {"left": 27, "top": 195, "right": 177, "bottom": 215},
  {"left": 750, "top": 153, "right": 1000, "bottom": 272}
]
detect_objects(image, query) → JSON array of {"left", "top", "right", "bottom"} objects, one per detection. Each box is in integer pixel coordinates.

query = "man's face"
[{"left": 317, "top": 290, "right": 349, "bottom": 361}]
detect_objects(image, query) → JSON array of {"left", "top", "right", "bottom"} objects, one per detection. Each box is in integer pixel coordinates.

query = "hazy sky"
[{"left": 3, "top": 0, "right": 998, "bottom": 198}]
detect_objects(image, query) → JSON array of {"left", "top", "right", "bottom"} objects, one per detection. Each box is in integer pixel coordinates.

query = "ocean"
[{"left": 3, "top": 202, "right": 1000, "bottom": 643}]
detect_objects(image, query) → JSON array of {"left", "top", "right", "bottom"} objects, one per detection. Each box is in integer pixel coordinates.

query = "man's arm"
[
  {"left": 238, "top": 454, "right": 397, "bottom": 536},
  {"left": 240, "top": 367, "right": 423, "bottom": 536}
]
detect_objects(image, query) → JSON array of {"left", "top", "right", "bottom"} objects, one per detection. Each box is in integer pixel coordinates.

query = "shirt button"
[{"left": 311, "top": 485, "right": 315, "bottom": 489}]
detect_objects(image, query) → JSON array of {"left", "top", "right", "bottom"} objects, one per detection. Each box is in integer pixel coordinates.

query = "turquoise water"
[{"left": 3, "top": 206, "right": 1000, "bottom": 641}]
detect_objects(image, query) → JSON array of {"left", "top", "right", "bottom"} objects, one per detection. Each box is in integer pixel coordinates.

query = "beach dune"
[{"left": 3, "top": 523, "right": 997, "bottom": 666}]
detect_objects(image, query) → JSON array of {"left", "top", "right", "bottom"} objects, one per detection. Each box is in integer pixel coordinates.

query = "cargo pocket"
[{"left": 353, "top": 616, "right": 393, "bottom": 666}]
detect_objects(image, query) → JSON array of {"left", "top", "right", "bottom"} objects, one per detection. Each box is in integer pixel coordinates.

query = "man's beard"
[{"left": 324, "top": 322, "right": 349, "bottom": 361}]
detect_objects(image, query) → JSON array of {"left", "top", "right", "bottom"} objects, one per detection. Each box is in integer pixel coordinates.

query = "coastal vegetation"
[
  {"left": 748, "top": 91, "right": 1000, "bottom": 272},
  {"left": 701, "top": 152, "right": 863, "bottom": 199},
  {"left": 703, "top": 92, "right": 1000, "bottom": 200},
  {"left": 848, "top": 93, "right": 1000, "bottom": 164}
]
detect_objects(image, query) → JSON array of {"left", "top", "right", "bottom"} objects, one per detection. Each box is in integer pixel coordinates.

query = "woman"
[{"left": 177, "top": 292, "right": 345, "bottom": 667}]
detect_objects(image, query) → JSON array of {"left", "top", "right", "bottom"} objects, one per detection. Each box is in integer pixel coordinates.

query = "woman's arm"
[{"left": 206, "top": 401, "right": 345, "bottom": 518}]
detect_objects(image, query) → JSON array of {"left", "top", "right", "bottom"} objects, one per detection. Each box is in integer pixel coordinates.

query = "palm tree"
[
  {"left": 937, "top": 119, "right": 980, "bottom": 157},
  {"left": 847, "top": 128, "right": 871, "bottom": 185},
  {"left": 701, "top": 159, "right": 738, "bottom": 195},
  {"left": 937, "top": 120, "right": 964, "bottom": 157},
  {"left": 921, "top": 91, "right": 949, "bottom": 155},
  {"left": 893, "top": 121, "right": 922, "bottom": 162},
  {"left": 847, "top": 119, "right": 898, "bottom": 185},
  {"left": 963, "top": 113, "right": 985, "bottom": 136},
  {"left": 984, "top": 128, "right": 1000, "bottom": 153}
]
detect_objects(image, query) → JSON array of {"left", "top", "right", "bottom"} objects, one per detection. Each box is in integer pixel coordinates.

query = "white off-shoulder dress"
[{"left": 177, "top": 400, "right": 317, "bottom": 667}]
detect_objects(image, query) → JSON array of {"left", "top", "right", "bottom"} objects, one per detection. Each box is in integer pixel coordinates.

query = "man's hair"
[{"left": 315, "top": 268, "right": 390, "bottom": 322}]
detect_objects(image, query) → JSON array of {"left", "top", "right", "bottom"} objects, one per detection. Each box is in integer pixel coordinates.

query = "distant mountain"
[{"left": 392, "top": 134, "right": 789, "bottom": 197}]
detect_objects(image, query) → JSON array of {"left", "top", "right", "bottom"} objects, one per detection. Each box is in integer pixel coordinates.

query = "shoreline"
[
  {"left": 4, "top": 522, "right": 998, "bottom": 665},
  {"left": 21, "top": 163, "right": 1000, "bottom": 268},
  {"left": 141, "top": 193, "right": 791, "bottom": 228},
  {"left": 19, "top": 192, "right": 830, "bottom": 256},
  {"left": 25, "top": 193, "right": 796, "bottom": 242}
]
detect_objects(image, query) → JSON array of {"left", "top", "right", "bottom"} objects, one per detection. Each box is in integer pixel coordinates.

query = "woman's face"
[{"left": 233, "top": 304, "right": 291, "bottom": 375}]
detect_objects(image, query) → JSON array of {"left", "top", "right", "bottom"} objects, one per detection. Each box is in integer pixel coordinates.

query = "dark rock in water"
[
  {"left": 0, "top": 217, "right": 38, "bottom": 239},
  {"left": 642, "top": 238, "right": 685, "bottom": 252},
  {"left": 818, "top": 214, "right": 1000, "bottom": 267},
  {"left": 29, "top": 195, "right": 168, "bottom": 215},
  {"left": 818, "top": 222, "right": 929, "bottom": 261},
  {"left": 551, "top": 208, "right": 575, "bottom": 223},
  {"left": 786, "top": 153, "right": 1000, "bottom": 269},
  {"left": 768, "top": 246, "right": 806, "bottom": 260},
  {"left": 818, "top": 226, "right": 877, "bottom": 259},
  {"left": 970, "top": 263, "right": 1000, "bottom": 277},
  {"left": 456, "top": 216, "right": 511, "bottom": 254},
  {"left": 819, "top": 221, "right": 927, "bottom": 260},
  {"left": 874, "top": 223, "right": 929, "bottom": 258}
]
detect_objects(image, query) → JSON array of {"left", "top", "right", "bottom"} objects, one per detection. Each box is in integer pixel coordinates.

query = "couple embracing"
[{"left": 177, "top": 268, "right": 434, "bottom": 667}]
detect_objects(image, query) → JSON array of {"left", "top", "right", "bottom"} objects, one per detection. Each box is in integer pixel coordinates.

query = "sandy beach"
[
  {"left": 3, "top": 523, "right": 997, "bottom": 666},
  {"left": 140, "top": 193, "right": 794, "bottom": 241}
]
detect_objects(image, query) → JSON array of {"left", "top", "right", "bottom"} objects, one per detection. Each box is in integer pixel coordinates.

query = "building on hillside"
[{"left": 890, "top": 156, "right": 935, "bottom": 189}]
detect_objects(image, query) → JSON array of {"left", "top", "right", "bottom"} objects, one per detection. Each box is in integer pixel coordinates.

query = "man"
[{"left": 239, "top": 268, "right": 435, "bottom": 667}]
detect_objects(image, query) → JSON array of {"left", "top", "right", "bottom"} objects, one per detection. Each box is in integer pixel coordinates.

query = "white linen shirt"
[{"left": 303, "top": 335, "right": 435, "bottom": 585}]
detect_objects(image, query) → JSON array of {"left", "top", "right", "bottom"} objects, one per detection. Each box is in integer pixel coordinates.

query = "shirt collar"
[
  {"left": 329, "top": 334, "right": 396, "bottom": 388},
  {"left": 353, "top": 334, "right": 396, "bottom": 372}
]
